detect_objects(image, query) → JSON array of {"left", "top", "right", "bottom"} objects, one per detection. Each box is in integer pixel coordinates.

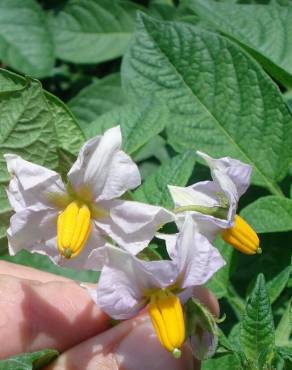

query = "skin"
[{"left": 0, "top": 261, "right": 219, "bottom": 370}]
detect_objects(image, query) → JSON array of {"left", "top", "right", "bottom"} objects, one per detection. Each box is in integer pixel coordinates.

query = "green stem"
[
  {"left": 268, "top": 182, "right": 285, "bottom": 197},
  {"left": 173, "top": 205, "right": 228, "bottom": 220},
  {"left": 227, "top": 285, "right": 246, "bottom": 319}
]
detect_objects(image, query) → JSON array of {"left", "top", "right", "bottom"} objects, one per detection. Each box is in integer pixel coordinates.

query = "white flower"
[
  {"left": 169, "top": 151, "right": 260, "bottom": 254},
  {"left": 5, "top": 126, "right": 173, "bottom": 269},
  {"left": 90, "top": 216, "right": 225, "bottom": 356}
]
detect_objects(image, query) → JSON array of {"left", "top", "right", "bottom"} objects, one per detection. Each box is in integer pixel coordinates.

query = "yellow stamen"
[
  {"left": 57, "top": 201, "right": 91, "bottom": 259},
  {"left": 149, "top": 290, "right": 185, "bottom": 357},
  {"left": 221, "top": 215, "right": 260, "bottom": 255}
]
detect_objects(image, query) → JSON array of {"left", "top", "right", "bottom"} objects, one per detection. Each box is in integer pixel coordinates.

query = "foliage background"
[{"left": 0, "top": 0, "right": 291, "bottom": 368}]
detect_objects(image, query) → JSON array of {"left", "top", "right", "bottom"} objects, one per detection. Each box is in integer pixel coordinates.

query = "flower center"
[
  {"left": 221, "top": 215, "right": 261, "bottom": 255},
  {"left": 148, "top": 290, "right": 185, "bottom": 358},
  {"left": 57, "top": 201, "right": 92, "bottom": 259}
]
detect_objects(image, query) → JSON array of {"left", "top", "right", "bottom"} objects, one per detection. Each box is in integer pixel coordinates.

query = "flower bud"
[
  {"left": 57, "top": 201, "right": 91, "bottom": 258},
  {"left": 221, "top": 215, "right": 260, "bottom": 255}
]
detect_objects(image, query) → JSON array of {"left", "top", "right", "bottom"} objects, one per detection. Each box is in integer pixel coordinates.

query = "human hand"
[{"left": 0, "top": 261, "right": 219, "bottom": 370}]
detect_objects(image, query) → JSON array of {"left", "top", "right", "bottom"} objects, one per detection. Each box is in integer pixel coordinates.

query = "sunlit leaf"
[
  {"left": 275, "top": 299, "right": 292, "bottom": 348},
  {"left": 240, "top": 274, "right": 275, "bottom": 364},
  {"left": 50, "top": 0, "right": 144, "bottom": 64},
  {"left": 68, "top": 73, "right": 127, "bottom": 128},
  {"left": 134, "top": 151, "right": 195, "bottom": 208},
  {"left": 85, "top": 98, "right": 169, "bottom": 155},
  {"left": 241, "top": 196, "right": 292, "bottom": 233},
  {"left": 122, "top": 13, "right": 292, "bottom": 195},
  {"left": 0, "top": 0, "right": 54, "bottom": 77},
  {"left": 183, "top": 0, "right": 292, "bottom": 86}
]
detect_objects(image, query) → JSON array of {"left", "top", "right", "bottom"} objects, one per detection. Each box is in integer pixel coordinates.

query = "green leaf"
[
  {"left": 137, "top": 243, "right": 162, "bottom": 261},
  {"left": 240, "top": 274, "right": 275, "bottom": 364},
  {"left": 284, "top": 90, "right": 292, "bottom": 115},
  {"left": 46, "top": 92, "right": 85, "bottom": 155},
  {"left": 241, "top": 196, "right": 292, "bottom": 233},
  {"left": 139, "top": 162, "right": 161, "bottom": 180},
  {"left": 133, "top": 151, "right": 195, "bottom": 208},
  {"left": 183, "top": 0, "right": 292, "bottom": 86},
  {"left": 85, "top": 99, "right": 168, "bottom": 155},
  {"left": 275, "top": 300, "right": 292, "bottom": 348},
  {"left": 122, "top": 14, "right": 292, "bottom": 195},
  {"left": 217, "top": 329, "right": 238, "bottom": 354},
  {"left": 228, "top": 322, "right": 241, "bottom": 353},
  {"left": 277, "top": 346, "right": 292, "bottom": 363},
  {"left": 150, "top": 0, "right": 174, "bottom": 5},
  {"left": 0, "top": 0, "right": 54, "bottom": 78},
  {"left": 205, "top": 238, "right": 234, "bottom": 299},
  {"left": 266, "top": 266, "right": 291, "bottom": 304},
  {"left": 0, "top": 186, "right": 11, "bottom": 241},
  {"left": 0, "top": 348, "right": 58, "bottom": 370},
  {"left": 50, "top": 0, "right": 143, "bottom": 64},
  {"left": 226, "top": 286, "right": 246, "bottom": 319},
  {"left": 202, "top": 354, "right": 242, "bottom": 370},
  {"left": 0, "top": 68, "right": 84, "bottom": 249},
  {"left": 0, "top": 68, "right": 85, "bottom": 156},
  {"left": 133, "top": 135, "right": 170, "bottom": 163},
  {"left": 149, "top": 3, "right": 178, "bottom": 21},
  {"left": 68, "top": 73, "right": 128, "bottom": 128},
  {"left": 0, "top": 77, "right": 58, "bottom": 185},
  {"left": 57, "top": 147, "right": 76, "bottom": 182},
  {"left": 0, "top": 68, "right": 23, "bottom": 92}
]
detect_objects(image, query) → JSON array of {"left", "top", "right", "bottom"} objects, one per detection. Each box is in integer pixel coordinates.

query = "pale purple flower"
[
  {"left": 5, "top": 126, "right": 173, "bottom": 269},
  {"left": 169, "top": 151, "right": 252, "bottom": 240},
  {"left": 94, "top": 215, "right": 224, "bottom": 319}
]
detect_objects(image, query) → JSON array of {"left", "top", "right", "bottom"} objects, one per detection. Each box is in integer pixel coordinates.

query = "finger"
[
  {"left": 45, "top": 288, "right": 219, "bottom": 369},
  {"left": 0, "top": 260, "right": 71, "bottom": 283},
  {"left": 192, "top": 286, "right": 220, "bottom": 317},
  {"left": 0, "top": 274, "right": 109, "bottom": 359},
  {"left": 45, "top": 314, "right": 198, "bottom": 370},
  {"left": 45, "top": 287, "right": 219, "bottom": 370}
]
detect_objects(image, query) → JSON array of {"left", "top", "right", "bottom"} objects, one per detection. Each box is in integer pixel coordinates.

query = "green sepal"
[{"left": 184, "top": 297, "right": 219, "bottom": 360}]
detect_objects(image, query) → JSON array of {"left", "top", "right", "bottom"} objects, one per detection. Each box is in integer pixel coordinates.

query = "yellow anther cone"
[
  {"left": 222, "top": 215, "right": 260, "bottom": 255},
  {"left": 149, "top": 291, "right": 185, "bottom": 357},
  {"left": 57, "top": 201, "right": 91, "bottom": 259}
]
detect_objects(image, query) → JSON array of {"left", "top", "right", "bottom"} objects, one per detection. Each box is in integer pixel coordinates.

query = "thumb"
[{"left": 45, "top": 314, "right": 198, "bottom": 370}]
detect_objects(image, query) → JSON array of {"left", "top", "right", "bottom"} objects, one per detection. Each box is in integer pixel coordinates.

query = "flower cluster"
[{"left": 5, "top": 126, "right": 260, "bottom": 359}]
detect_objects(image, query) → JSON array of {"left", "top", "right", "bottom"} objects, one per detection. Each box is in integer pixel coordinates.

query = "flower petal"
[
  {"left": 197, "top": 151, "right": 252, "bottom": 198},
  {"left": 94, "top": 245, "right": 176, "bottom": 319},
  {"left": 169, "top": 182, "right": 219, "bottom": 209},
  {"left": 95, "top": 199, "right": 174, "bottom": 255},
  {"left": 68, "top": 126, "right": 141, "bottom": 201},
  {"left": 174, "top": 216, "right": 225, "bottom": 289},
  {"left": 156, "top": 232, "right": 177, "bottom": 259},
  {"left": 169, "top": 152, "right": 252, "bottom": 236},
  {"left": 8, "top": 207, "right": 106, "bottom": 271},
  {"left": 5, "top": 154, "right": 66, "bottom": 212},
  {"left": 7, "top": 207, "right": 58, "bottom": 255}
]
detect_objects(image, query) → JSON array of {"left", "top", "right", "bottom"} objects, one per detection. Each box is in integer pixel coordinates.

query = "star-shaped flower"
[
  {"left": 90, "top": 216, "right": 225, "bottom": 357},
  {"left": 5, "top": 126, "right": 173, "bottom": 269}
]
